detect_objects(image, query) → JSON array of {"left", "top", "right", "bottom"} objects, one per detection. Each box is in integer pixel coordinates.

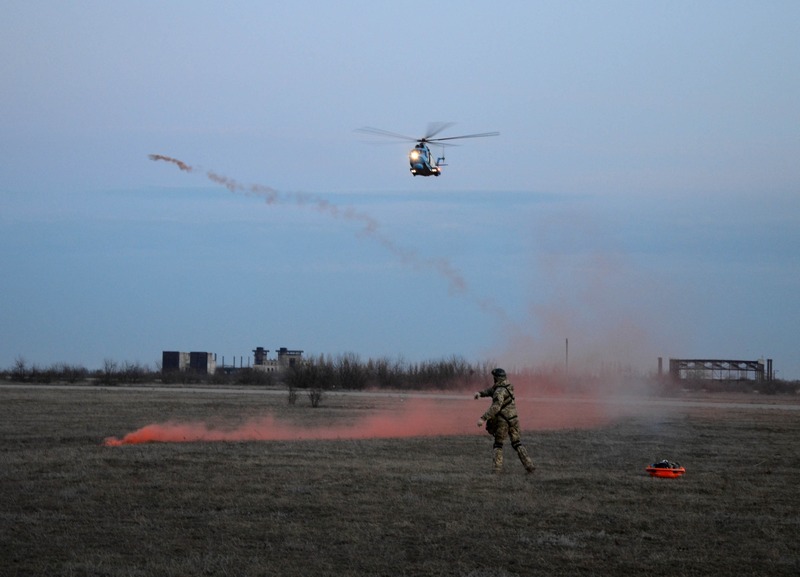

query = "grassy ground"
[{"left": 1, "top": 386, "right": 798, "bottom": 576}]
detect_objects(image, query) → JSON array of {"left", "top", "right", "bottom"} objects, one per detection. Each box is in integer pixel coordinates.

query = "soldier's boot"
[
  {"left": 492, "top": 444, "right": 504, "bottom": 474},
  {"left": 513, "top": 441, "right": 535, "bottom": 473}
]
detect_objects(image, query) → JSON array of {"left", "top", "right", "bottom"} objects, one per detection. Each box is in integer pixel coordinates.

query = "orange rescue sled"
[{"left": 646, "top": 459, "right": 686, "bottom": 478}]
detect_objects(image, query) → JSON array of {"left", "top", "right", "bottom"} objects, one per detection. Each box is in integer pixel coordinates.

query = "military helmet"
[{"left": 491, "top": 368, "right": 507, "bottom": 379}]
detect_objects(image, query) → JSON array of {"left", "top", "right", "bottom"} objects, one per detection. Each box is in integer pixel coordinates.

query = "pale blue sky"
[{"left": 2, "top": 2, "right": 799, "bottom": 378}]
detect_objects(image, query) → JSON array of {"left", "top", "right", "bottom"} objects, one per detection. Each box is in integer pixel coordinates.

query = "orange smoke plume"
[{"left": 103, "top": 396, "right": 613, "bottom": 446}]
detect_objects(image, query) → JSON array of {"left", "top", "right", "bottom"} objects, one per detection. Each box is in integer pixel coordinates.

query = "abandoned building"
[
  {"left": 162, "top": 347, "right": 303, "bottom": 375},
  {"left": 161, "top": 351, "right": 216, "bottom": 375},
  {"left": 660, "top": 357, "right": 774, "bottom": 382}
]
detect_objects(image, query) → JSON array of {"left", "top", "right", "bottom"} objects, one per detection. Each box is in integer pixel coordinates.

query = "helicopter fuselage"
[{"left": 408, "top": 143, "right": 441, "bottom": 177}]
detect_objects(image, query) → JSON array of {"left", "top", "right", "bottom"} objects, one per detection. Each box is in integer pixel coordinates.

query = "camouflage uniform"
[{"left": 476, "top": 369, "right": 535, "bottom": 474}]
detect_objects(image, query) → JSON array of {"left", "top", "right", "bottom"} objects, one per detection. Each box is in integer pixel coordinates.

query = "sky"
[{"left": 2, "top": 2, "right": 799, "bottom": 379}]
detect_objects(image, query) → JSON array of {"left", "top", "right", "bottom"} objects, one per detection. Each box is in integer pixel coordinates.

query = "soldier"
[{"left": 475, "top": 368, "right": 535, "bottom": 474}]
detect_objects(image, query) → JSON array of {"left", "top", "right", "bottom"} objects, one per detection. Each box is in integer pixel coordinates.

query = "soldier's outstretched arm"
[{"left": 481, "top": 387, "right": 508, "bottom": 421}]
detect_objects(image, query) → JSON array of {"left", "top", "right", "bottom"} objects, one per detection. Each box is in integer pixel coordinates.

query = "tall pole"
[{"left": 565, "top": 338, "right": 569, "bottom": 380}]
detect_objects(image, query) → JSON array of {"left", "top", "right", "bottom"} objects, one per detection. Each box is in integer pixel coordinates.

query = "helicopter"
[{"left": 356, "top": 123, "right": 499, "bottom": 176}]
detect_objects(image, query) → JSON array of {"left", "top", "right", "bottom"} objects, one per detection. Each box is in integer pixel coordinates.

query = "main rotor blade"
[
  {"left": 424, "top": 122, "right": 457, "bottom": 140},
  {"left": 355, "top": 127, "right": 419, "bottom": 142},
  {"left": 427, "top": 131, "right": 500, "bottom": 143},
  {"left": 356, "top": 125, "right": 499, "bottom": 146}
]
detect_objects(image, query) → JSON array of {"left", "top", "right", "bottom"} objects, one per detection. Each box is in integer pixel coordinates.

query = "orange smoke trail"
[
  {"left": 149, "top": 154, "right": 469, "bottom": 294},
  {"left": 103, "top": 396, "right": 614, "bottom": 446},
  {"left": 105, "top": 398, "right": 469, "bottom": 446},
  {"left": 145, "top": 152, "right": 536, "bottom": 331},
  {"left": 148, "top": 154, "right": 192, "bottom": 172}
]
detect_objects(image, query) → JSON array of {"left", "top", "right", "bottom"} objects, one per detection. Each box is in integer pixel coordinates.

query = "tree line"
[
  {"left": 283, "top": 353, "right": 491, "bottom": 391},
  {"left": 3, "top": 354, "right": 494, "bottom": 391}
]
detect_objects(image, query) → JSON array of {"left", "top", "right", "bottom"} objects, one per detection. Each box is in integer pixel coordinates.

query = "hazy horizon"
[{"left": 3, "top": 2, "right": 798, "bottom": 378}]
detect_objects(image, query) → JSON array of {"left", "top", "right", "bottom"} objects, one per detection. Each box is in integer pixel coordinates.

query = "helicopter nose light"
[{"left": 409, "top": 150, "right": 420, "bottom": 161}]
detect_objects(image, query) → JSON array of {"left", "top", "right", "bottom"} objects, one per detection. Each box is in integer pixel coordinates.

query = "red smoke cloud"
[{"left": 103, "top": 395, "right": 613, "bottom": 446}]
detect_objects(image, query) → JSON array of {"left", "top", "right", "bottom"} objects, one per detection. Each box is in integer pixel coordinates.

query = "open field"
[{"left": 1, "top": 385, "right": 799, "bottom": 576}]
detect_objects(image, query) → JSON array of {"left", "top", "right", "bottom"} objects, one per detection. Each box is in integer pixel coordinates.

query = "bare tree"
[
  {"left": 100, "top": 359, "right": 118, "bottom": 386},
  {"left": 12, "top": 357, "right": 28, "bottom": 382},
  {"left": 307, "top": 388, "right": 324, "bottom": 408}
]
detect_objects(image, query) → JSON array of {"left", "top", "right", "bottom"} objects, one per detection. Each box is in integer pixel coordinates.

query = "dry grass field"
[{"left": 1, "top": 384, "right": 798, "bottom": 576}]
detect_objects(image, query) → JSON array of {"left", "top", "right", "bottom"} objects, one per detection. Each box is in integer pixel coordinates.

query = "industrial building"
[
  {"left": 162, "top": 347, "right": 303, "bottom": 375},
  {"left": 250, "top": 347, "right": 305, "bottom": 372},
  {"left": 660, "top": 357, "right": 774, "bottom": 382},
  {"left": 162, "top": 351, "right": 217, "bottom": 375}
]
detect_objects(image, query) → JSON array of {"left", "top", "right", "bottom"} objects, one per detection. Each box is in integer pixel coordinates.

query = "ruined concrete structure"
[
  {"left": 162, "top": 351, "right": 216, "bottom": 375},
  {"left": 162, "top": 346, "right": 303, "bottom": 375},
  {"left": 250, "top": 347, "right": 304, "bottom": 372}
]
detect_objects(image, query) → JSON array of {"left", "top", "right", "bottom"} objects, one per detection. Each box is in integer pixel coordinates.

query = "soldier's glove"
[
  {"left": 474, "top": 392, "right": 480, "bottom": 399},
  {"left": 477, "top": 418, "right": 486, "bottom": 428}
]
